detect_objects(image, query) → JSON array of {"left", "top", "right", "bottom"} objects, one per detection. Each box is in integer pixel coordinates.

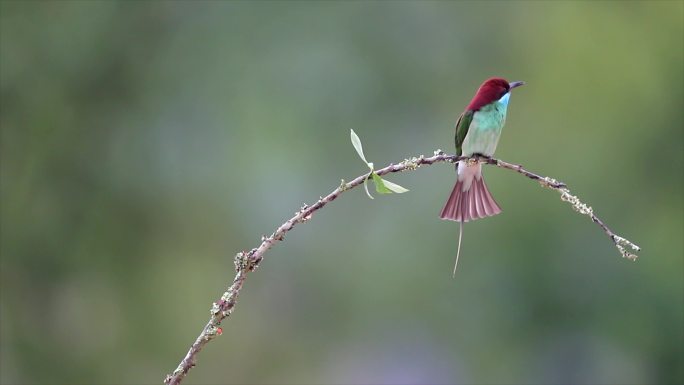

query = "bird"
[{"left": 440, "top": 77, "right": 524, "bottom": 276}]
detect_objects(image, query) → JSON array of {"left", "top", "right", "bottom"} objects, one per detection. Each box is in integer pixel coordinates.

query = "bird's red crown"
[{"left": 466, "top": 77, "right": 512, "bottom": 111}]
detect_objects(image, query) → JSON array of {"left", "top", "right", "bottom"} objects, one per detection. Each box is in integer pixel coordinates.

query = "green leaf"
[
  {"left": 350, "top": 130, "right": 404, "bottom": 199},
  {"left": 350, "top": 129, "right": 369, "bottom": 165},
  {"left": 381, "top": 178, "right": 409, "bottom": 193},
  {"left": 363, "top": 177, "right": 374, "bottom": 199},
  {"left": 371, "top": 173, "right": 392, "bottom": 194}
]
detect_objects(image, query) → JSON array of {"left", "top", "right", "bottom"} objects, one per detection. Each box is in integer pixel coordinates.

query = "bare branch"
[{"left": 164, "top": 151, "right": 640, "bottom": 385}]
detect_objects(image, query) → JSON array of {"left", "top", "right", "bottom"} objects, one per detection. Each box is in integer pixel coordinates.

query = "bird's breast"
[{"left": 461, "top": 101, "right": 508, "bottom": 156}]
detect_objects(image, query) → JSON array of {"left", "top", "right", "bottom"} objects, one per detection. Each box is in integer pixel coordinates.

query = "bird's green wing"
[{"left": 454, "top": 110, "right": 474, "bottom": 157}]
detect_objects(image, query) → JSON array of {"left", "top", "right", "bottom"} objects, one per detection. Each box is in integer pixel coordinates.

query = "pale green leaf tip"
[
  {"left": 382, "top": 178, "right": 409, "bottom": 193},
  {"left": 350, "top": 129, "right": 368, "bottom": 164},
  {"left": 363, "top": 178, "right": 374, "bottom": 199}
]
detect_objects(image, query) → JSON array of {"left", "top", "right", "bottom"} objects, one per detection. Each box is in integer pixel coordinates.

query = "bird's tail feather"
[
  {"left": 439, "top": 173, "right": 502, "bottom": 222},
  {"left": 453, "top": 221, "right": 463, "bottom": 277},
  {"left": 440, "top": 165, "right": 501, "bottom": 276}
]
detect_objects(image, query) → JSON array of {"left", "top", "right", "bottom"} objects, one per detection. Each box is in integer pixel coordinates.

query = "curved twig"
[{"left": 164, "top": 151, "right": 639, "bottom": 385}]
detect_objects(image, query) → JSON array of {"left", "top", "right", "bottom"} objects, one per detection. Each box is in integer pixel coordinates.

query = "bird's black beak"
[{"left": 509, "top": 81, "right": 525, "bottom": 89}]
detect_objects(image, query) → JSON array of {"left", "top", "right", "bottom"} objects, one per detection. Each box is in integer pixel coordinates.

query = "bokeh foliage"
[{"left": 1, "top": 1, "right": 682, "bottom": 384}]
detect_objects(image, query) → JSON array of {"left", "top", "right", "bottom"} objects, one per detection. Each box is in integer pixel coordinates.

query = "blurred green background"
[{"left": 1, "top": 1, "right": 682, "bottom": 384}]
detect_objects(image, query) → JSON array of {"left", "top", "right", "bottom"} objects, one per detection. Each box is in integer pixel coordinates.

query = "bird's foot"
[{"left": 468, "top": 153, "right": 491, "bottom": 164}]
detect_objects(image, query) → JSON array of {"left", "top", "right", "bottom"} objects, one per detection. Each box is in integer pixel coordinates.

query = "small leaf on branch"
[
  {"left": 381, "top": 178, "right": 409, "bottom": 193},
  {"left": 372, "top": 173, "right": 392, "bottom": 194},
  {"left": 350, "top": 129, "right": 369, "bottom": 166},
  {"left": 371, "top": 173, "right": 409, "bottom": 194},
  {"left": 363, "top": 177, "right": 374, "bottom": 199}
]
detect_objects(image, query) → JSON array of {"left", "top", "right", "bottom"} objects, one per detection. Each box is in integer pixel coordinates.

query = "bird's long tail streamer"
[{"left": 453, "top": 221, "right": 463, "bottom": 278}]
